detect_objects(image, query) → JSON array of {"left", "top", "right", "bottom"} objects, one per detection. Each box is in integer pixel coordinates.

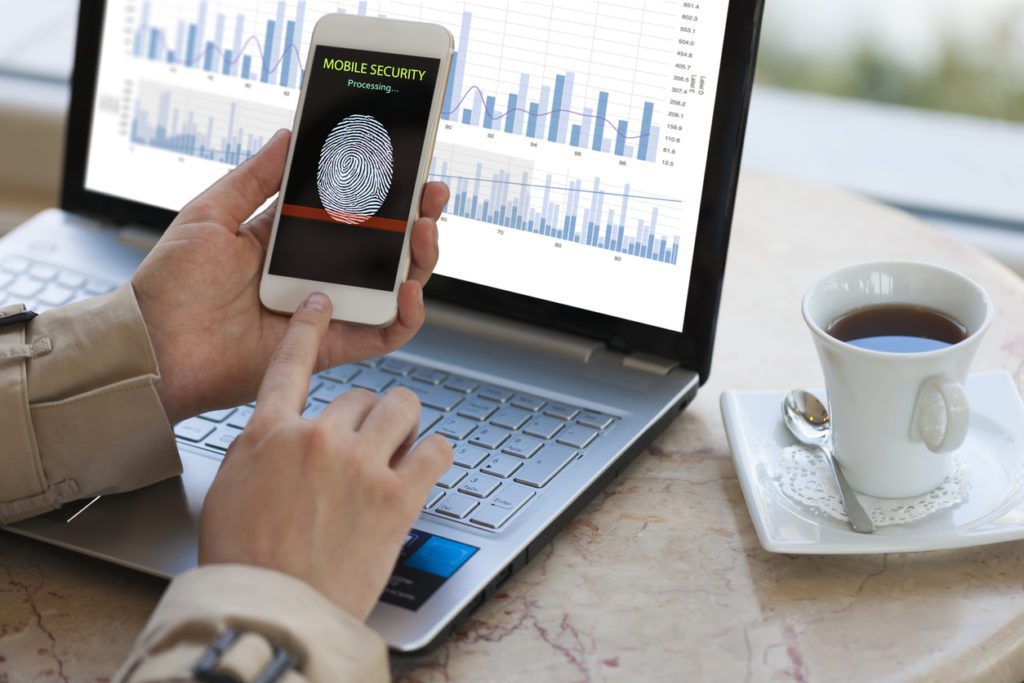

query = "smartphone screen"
[{"left": 268, "top": 45, "right": 441, "bottom": 291}]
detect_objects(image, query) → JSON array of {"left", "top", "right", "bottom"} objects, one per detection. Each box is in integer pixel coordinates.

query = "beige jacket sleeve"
[
  {"left": 0, "top": 284, "right": 181, "bottom": 522},
  {"left": 117, "top": 565, "right": 389, "bottom": 683},
  {"left": 1, "top": 284, "right": 390, "bottom": 682}
]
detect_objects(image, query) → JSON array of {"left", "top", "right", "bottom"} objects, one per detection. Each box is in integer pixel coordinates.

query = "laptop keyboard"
[
  {"left": 0, "top": 256, "right": 116, "bottom": 310},
  {"left": 1, "top": 254, "right": 617, "bottom": 534},
  {"left": 176, "top": 357, "right": 617, "bottom": 532}
]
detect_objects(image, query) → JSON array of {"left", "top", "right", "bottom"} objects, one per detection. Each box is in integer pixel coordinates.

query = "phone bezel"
[
  {"left": 63, "top": 0, "right": 764, "bottom": 379},
  {"left": 259, "top": 15, "right": 453, "bottom": 325}
]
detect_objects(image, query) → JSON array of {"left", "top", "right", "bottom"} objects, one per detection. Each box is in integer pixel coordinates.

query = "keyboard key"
[
  {"left": 419, "top": 408, "right": 443, "bottom": 436},
  {"left": 577, "top": 411, "right": 614, "bottom": 429},
  {"left": 205, "top": 426, "right": 242, "bottom": 451},
  {"left": 523, "top": 416, "right": 564, "bottom": 440},
  {"left": 444, "top": 377, "right": 479, "bottom": 394},
  {"left": 312, "top": 381, "right": 348, "bottom": 403},
  {"left": 470, "top": 485, "right": 536, "bottom": 529},
  {"left": 435, "top": 416, "right": 477, "bottom": 441},
  {"left": 37, "top": 284, "right": 74, "bottom": 307},
  {"left": 174, "top": 418, "right": 216, "bottom": 443},
  {"left": 84, "top": 278, "right": 115, "bottom": 295},
  {"left": 557, "top": 424, "right": 599, "bottom": 449},
  {"left": 469, "top": 426, "right": 511, "bottom": 450},
  {"left": 28, "top": 264, "right": 58, "bottom": 281},
  {"left": 227, "top": 406, "right": 255, "bottom": 429},
  {"left": 458, "top": 474, "right": 501, "bottom": 498},
  {"left": 320, "top": 364, "right": 360, "bottom": 383},
  {"left": 544, "top": 403, "right": 580, "bottom": 420},
  {"left": 452, "top": 444, "right": 489, "bottom": 469},
  {"left": 491, "top": 484, "right": 537, "bottom": 510},
  {"left": 435, "top": 493, "right": 479, "bottom": 519},
  {"left": 356, "top": 358, "right": 383, "bottom": 368},
  {"left": 399, "top": 382, "right": 464, "bottom": 412},
  {"left": 457, "top": 399, "right": 498, "bottom": 421},
  {"left": 436, "top": 465, "right": 468, "bottom": 489},
  {"left": 490, "top": 407, "right": 530, "bottom": 430},
  {"left": 198, "top": 408, "right": 236, "bottom": 423},
  {"left": 8, "top": 277, "right": 43, "bottom": 300},
  {"left": 511, "top": 394, "right": 547, "bottom": 412},
  {"left": 56, "top": 271, "right": 85, "bottom": 289},
  {"left": 352, "top": 371, "right": 394, "bottom": 393},
  {"left": 411, "top": 367, "right": 447, "bottom": 385},
  {"left": 513, "top": 445, "right": 577, "bottom": 487},
  {"left": 379, "top": 358, "right": 415, "bottom": 376},
  {"left": 1, "top": 257, "right": 29, "bottom": 273},
  {"left": 480, "top": 454, "right": 522, "bottom": 479},
  {"left": 502, "top": 435, "right": 543, "bottom": 459},
  {"left": 423, "top": 486, "right": 445, "bottom": 510},
  {"left": 477, "top": 386, "right": 514, "bottom": 403}
]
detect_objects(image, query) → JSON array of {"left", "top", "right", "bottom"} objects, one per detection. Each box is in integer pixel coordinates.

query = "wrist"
[
  {"left": 150, "top": 332, "right": 189, "bottom": 424},
  {"left": 132, "top": 283, "right": 190, "bottom": 424}
]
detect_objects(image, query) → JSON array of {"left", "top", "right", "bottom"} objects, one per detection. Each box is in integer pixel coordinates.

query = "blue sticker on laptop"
[{"left": 381, "top": 529, "right": 478, "bottom": 611}]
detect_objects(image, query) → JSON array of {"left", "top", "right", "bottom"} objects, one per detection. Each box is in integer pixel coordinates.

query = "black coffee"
[{"left": 827, "top": 304, "right": 968, "bottom": 353}]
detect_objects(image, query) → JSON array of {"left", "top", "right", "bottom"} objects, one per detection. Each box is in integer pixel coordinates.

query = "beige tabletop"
[{"left": 3, "top": 171, "right": 1024, "bottom": 683}]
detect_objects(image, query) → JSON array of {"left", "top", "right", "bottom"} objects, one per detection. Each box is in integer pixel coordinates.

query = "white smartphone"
[{"left": 260, "top": 14, "right": 453, "bottom": 325}]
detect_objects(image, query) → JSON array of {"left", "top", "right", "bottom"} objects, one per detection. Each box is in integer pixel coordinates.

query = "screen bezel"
[{"left": 63, "top": 0, "right": 765, "bottom": 383}]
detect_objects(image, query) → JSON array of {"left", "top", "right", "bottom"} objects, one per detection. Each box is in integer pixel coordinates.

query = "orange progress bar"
[{"left": 281, "top": 204, "right": 408, "bottom": 233}]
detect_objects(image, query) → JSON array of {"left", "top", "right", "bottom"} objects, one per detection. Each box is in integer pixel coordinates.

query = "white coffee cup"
[{"left": 802, "top": 261, "right": 992, "bottom": 498}]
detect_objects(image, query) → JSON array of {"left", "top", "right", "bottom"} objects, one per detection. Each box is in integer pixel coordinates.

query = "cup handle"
[{"left": 910, "top": 376, "right": 969, "bottom": 453}]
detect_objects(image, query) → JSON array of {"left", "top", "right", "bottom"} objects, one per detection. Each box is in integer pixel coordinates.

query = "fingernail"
[{"left": 306, "top": 292, "right": 330, "bottom": 312}]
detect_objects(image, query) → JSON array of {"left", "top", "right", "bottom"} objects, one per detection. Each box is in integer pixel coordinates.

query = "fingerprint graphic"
[{"left": 316, "top": 114, "right": 394, "bottom": 224}]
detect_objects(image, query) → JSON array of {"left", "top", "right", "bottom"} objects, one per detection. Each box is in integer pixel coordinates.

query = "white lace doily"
[{"left": 772, "top": 446, "right": 971, "bottom": 527}]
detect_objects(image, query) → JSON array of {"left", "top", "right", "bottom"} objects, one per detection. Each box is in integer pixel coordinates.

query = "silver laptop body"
[{"left": 3, "top": 0, "right": 763, "bottom": 653}]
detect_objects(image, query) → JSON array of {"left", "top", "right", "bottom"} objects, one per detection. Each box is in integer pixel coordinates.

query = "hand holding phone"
[
  {"left": 261, "top": 14, "right": 453, "bottom": 325},
  {"left": 131, "top": 127, "right": 447, "bottom": 424}
]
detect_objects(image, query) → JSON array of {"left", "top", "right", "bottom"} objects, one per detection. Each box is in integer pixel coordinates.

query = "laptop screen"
[{"left": 84, "top": 2, "right": 731, "bottom": 333}]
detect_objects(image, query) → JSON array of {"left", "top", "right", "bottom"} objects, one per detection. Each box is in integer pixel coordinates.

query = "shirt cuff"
[
  {"left": 0, "top": 283, "right": 181, "bottom": 523},
  {"left": 117, "top": 565, "right": 389, "bottom": 683}
]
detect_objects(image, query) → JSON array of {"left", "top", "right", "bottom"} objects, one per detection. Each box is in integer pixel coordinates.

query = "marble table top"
[{"left": 3, "top": 172, "right": 1024, "bottom": 682}]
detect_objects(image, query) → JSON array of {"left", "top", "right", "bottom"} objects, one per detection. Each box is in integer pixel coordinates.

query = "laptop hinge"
[
  {"left": 425, "top": 302, "right": 603, "bottom": 363},
  {"left": 622, "top": 352, "right": 680, "bottom": 376}
]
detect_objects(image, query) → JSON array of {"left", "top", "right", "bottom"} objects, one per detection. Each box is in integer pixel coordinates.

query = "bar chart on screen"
[
  {"left": 89, "top": 0, "right": 729, "bottom": 329},
  {"left": 126, "top": 1, "right": 678, "bottom": 162},
  {"left": 430, "top": 143, "right": 682, "bottom": 264},
  {"left": 130, "top": 81, "right": 293, "bottom": 163}
]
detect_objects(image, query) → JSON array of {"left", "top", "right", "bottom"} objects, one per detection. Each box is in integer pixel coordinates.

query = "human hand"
[
  {"left": 131, "top": 129, "right": 450, "bottom": 423},
  {"left": 198, "top": 292, "right": 452, "bottom": 619}
]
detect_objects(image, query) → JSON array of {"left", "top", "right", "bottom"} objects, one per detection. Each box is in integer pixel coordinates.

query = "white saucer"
[{"left": 720, "top": 370, "right": 1024, "bottom": 554}]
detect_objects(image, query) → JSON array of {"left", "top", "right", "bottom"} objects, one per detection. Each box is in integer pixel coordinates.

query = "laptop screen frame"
[{"left": 62, "top": 0, "right": 764, "bottom": 384}]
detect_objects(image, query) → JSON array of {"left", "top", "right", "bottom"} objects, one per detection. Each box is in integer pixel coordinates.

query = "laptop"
[{"left": 3, "top": 0, "right": 763, "bottom": 654}]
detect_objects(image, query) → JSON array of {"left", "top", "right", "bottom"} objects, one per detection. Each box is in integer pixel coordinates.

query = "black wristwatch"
[{"left": 193, "top": 628, "right": 296, "bottom": 683}]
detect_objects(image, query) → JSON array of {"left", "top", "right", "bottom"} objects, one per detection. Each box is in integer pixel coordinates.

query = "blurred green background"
[{"left": 755, "top": 0, "right": 1024, "bottom": 122}]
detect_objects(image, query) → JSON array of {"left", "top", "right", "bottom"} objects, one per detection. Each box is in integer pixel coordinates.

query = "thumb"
[{"left": 179, "top": 128, "right": 291, "bottom": 230}]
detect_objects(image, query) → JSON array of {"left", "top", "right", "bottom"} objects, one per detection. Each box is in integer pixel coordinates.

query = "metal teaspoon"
[{"left": 782, "top": 390, "right": 876, "bottom": 534}]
